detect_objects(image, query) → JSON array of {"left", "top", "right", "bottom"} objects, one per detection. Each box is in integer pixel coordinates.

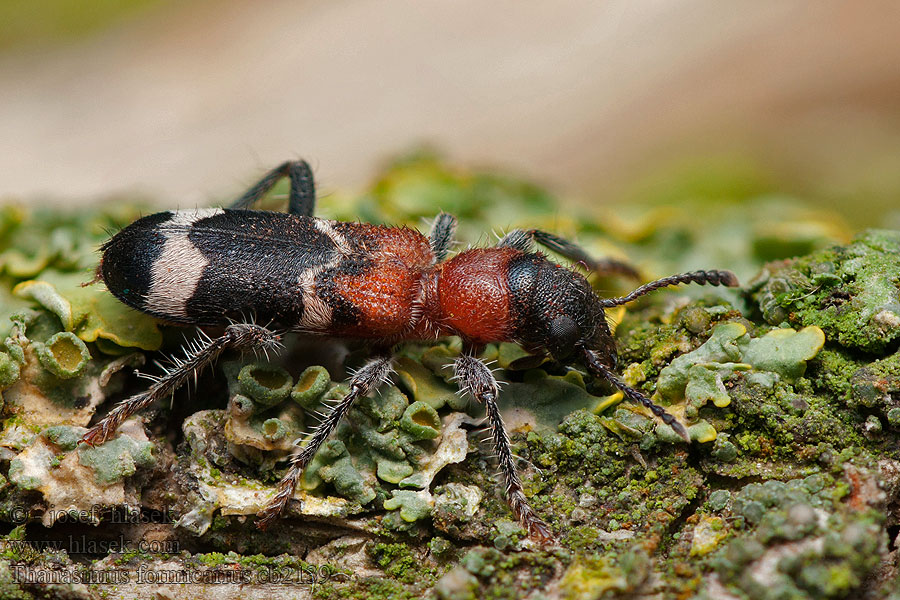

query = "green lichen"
[
  {"left": 13, "top": 270, "right": 163, "bottom": 351},
  {"left": 0, "top": 352, "right": 19, "bottom": 389},
  {"left": 750, "top": 229, "right": 900, "bottom": 353},
  {"left": 395, "top": 356, "right": 462, "bottom": 411},
  {"left": 498, "top": 368, "right": 600, "bottom": 432},
  {"left": 261, "top": 417, "right": 288, "bottom": 442},
  {"left": 237, "top": 362, "right": 293, "bottom": 406},
  {"left": 653, "top": 321, "right": 825, "bottom": 441},
  {"left": 219, "top": 360, "right": 306, "bottom": 457},
  {"left": 314, "top": 440, "right": 377, "bottom": 505},
  {"left": 384, "top": 489, "right": 433, "bottom": 523},
  {"left": 559, "top": 550, "right": 650, "bottom": 599},
  {"left": 290, "top": 365, "right": 331, "bottom": 407},
  {"left": 34, "top": 331, "right": 90, "bottom": 378},
  {"left": 42, "top": 425, "right": 82, "bottom": 451},
  {"left": 400, "top": 400, "right": 441, "bottom": 440},
  {"left": 77, "top": 430, "right": 155, "bottom": 484},
  {"left": 0, "top": 156, "right": 898, "bottom": 599},
  {"left": 705, "top": 474, "right": 885, "bottom": 600}
]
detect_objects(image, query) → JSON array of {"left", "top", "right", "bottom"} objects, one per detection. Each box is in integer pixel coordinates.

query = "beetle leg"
[
  {"left": 454, "top": 353, "right": 555, "bottom": 544},
  {"left": 598, "top": 269, "right": 739, "bottom": 307},
  {"left": 428, "top": 212, "right": 458, "bottom": 263},
  {"left": 81, "top": 324, "right": 282, "bottom": 447},
  {"left": 497, "top": 229, "right": 640, "bottom": 279},
  {"left": 229, "top": 160, "right": 316, "bottom": 216},
  {"left": 584, "top": 349, "right": 691, "bottom": 443},
  {"left": 256, "top": 355, "right": 394, "bottom": 530}
]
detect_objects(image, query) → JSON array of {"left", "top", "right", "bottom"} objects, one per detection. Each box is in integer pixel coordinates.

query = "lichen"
[
  {"left": 7, "top": 420, "right": 153, "bottom": 525},
  {"left": 749, "top": 229, "right": 900, "bottom": 353},
  {"left": 0, "top": 156, "right": 897, "bottom": 599},
  {"left": 701, "top": 472, "right": 886, "bottom": 600},
  {"left": 650, "top": 321, "right": 825, "bottom": 441},
  {"left": 13, "top": 270, "right": 163, "bottom": 351}
]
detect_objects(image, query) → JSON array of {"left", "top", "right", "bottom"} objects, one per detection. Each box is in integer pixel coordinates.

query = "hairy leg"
[
  {"left": 429, "top": 212, "right": 458, "bottom": 263},
  {"left": 454, "top": 353, "right": 554, "bottom": 543},
  {"left": 256, "top": 355, "right": 394, "bottom": 529},
  {"left": 81, "top": 324, "right": 282, "bottom": 446}
]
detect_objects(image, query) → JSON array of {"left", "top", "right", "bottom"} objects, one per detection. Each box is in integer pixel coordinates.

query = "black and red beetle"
[{"left": 82, "top": 160, "right": 738, "bottom": 542}]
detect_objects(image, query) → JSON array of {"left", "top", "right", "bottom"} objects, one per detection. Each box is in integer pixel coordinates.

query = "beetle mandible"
[{"left": 81, "top": 160, "right": 738, "bottom": 543}]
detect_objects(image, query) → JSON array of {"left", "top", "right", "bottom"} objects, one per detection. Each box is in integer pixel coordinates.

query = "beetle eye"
[{"left": 548, "top": 315, "right": 579, "bottom": 359}]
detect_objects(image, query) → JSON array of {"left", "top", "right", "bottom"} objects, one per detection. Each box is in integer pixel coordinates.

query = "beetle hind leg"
[
  {"left": 229, "top": 160, "right": 316, "bottom": 217},
  {"left": 81, "top": 323, "right": 282, "bottom": 447}
]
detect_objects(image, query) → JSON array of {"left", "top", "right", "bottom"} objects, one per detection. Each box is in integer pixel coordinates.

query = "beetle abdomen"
[{"left": 101, "top": 208, "right": 342, "bottom": 326}]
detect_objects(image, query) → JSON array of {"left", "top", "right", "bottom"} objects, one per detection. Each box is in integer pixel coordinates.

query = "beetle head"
[{"left": 508, "top": 254, "right": 618, "bottom": 367}]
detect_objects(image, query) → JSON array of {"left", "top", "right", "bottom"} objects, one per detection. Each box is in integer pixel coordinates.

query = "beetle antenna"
[{"left": 598, "top": 269, "right": 738, "bottom": 307}]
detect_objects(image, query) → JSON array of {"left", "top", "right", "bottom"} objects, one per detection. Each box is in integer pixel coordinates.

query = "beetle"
[{"left": 81, "top": 160, "right": 738, "bottom": 543}]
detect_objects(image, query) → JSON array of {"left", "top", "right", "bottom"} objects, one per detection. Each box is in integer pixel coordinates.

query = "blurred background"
[{"left": 2, "top": 0, "right": 900, "bottom": 228}]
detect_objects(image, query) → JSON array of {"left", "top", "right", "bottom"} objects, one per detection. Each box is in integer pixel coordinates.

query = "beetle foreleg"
[
  {"left": 454, "top": 353, "right": 555, "bottom": 544},
  {"left": 256, "top": 354, "right": 394, "bottom": 530},
  {"left": 584, "top": 349, "right": 691, "bottom": 443},
  {"left": 81, "top": 324, "right": 282, "bottom": 446}
]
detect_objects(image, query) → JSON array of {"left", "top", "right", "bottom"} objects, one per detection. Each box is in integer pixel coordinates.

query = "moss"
[
  {"left": 313, "top": 578, "right": 418, "bottom": 600},
  {"left": 749, "top": 229, "right": 900, "bottom": 353},
  {"left": 370, "top": 542, "right": 433, "bottom": 585}
]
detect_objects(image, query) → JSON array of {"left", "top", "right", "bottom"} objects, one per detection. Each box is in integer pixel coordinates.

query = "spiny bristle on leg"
[{"left": 255, "top": 355, "right": 394, "bottom": 529}]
